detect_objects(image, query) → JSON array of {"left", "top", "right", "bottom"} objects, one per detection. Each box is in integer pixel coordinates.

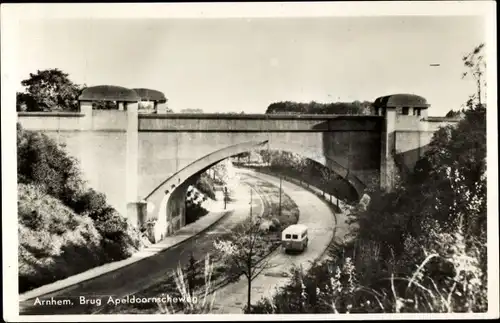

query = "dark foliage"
[{"left": 265, "top": 100, "right": 373, "bottom": 115}]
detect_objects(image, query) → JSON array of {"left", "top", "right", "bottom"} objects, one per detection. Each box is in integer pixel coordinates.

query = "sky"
[{"left": 13, "top": 15, "right": 487, "bottom": 116}]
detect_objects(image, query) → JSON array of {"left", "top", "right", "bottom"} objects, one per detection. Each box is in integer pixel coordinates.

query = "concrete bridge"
[{"left": 16, "top": 86, "right": 460, "bottom": 242}]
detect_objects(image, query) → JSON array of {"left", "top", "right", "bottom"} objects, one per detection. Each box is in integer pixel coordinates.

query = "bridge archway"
[{"left": 142, "top": 140, "right": 365, "bottom": 241}]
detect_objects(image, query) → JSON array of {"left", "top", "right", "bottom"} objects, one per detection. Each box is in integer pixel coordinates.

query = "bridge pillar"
[
  {"left": 380, "top": 106, "right": 397, "bottom": 191},
  {"left": 127, "top": 201, "right": 147, "bottom": 228},
  {"left": 126, "top": 101, "right": 141, "bottom": 226},
  {"left": 79, "top": 100, "right": 93, "bottom": 130},
  {"left": 156, "top": 102, "right": 168, "bottom": 114}
]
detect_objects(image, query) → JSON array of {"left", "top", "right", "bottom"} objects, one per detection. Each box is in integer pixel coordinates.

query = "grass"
[
  {"left": 247, "top": 222, "right": 488, "bottom": 314},
  {"left": 254, "top": 180, "right": 299, "bottom": 230}
]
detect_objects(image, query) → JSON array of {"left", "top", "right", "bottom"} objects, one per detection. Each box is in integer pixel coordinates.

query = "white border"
[{"left": 1, "top": 1, "right": 498, "bottom": 321}]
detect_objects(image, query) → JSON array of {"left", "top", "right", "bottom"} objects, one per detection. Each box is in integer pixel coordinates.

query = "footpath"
[
  {"left": 19, "top": 192, "right": 235, "bottom": 303},
  {"left": 211, "top": 169, "right": 349, "bottom": 313}
]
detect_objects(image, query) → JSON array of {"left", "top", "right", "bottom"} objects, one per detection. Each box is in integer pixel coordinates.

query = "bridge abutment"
[{"left": 380, "top": 106, "right": 397, "bottom": 191}]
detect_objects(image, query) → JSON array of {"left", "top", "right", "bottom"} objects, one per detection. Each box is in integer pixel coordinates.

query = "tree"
[
  {"left": 234, "top": 152, "right": 251, "bottom": 163},
  {"left": 18, "top": 69, "right": 85, "bottom": 112},
  {"left": 16, "top": 92, "right": 37, "bottom": 111},
  {"left": 445, "top": 109, "right": 463, "bottom": 118},
  {"left": 180, "top": 108, "right": 204, "bottom": 113},
  {"left": 318, "top": 165, "right": 335, "bottom": 197},
  {"left": 265, "top": 100, "right": 373, "bottom": 115},
  {"left": 462, "top": 43, "right": 486, "bottom": 106},
  {"left": 213, "top": 216, "right": 276, "bottom": 311},
  {"left": 244, "top": 44, "right": 489, "bottom": 314},
  {"left": 259, "top": 149, "right": 271, "bottom": 166}
]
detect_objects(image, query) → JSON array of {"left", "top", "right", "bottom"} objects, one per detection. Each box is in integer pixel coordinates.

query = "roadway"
[
  {"left": 211, "top": 169, "right": 337, "bottom": 313},
  {"left": 19, "top": 172, "right": 265, "bottom": 315}
]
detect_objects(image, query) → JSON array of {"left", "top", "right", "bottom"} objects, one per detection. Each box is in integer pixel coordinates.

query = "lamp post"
[
  {"left": 278, "top": 175, "right": 282, "bottom": 219},
  {"left": 250, "top": 187, "right": 253, "bottom": 217},
  {"left": 223, "top": 186, "right": 228, "bottom": 210},
  {"left": 175, "top": 130, "right": 179, "bottom": 172}
]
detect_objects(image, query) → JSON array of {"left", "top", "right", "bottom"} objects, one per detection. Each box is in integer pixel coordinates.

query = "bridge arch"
[{"left": 142, "top": 139, "right": 365, "bottom": 241}]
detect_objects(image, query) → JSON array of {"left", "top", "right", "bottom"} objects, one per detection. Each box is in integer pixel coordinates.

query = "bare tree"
[
  {"left": 462, "top": 43, "right": 486, "bottom": 106},
  {"left": 213, "top": 215, "right": 277, "bottom": 312}
]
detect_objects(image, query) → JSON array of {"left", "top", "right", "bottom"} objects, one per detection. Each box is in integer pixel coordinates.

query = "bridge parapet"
[
  {"left": 138, "top": 114, "right": 383, "bottom": 132},
  {"left": 16, "top": 103, "right": 138, "bottom": 132},
  {"left": 17, "top": 111, "right": 89, "bottom": 131}
]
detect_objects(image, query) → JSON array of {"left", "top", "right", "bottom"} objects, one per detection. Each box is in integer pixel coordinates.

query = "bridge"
[{"left": 17, "top": 86, "right": 460, "bottom": 242}]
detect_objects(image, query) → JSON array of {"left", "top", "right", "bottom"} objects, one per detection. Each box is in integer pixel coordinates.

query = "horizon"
[{"left": 11, "top": 14, "right": 487, "bottom": 116}]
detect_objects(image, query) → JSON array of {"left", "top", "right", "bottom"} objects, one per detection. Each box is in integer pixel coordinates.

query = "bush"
[
  {"left": 185, "top": 203, "right": 209, "bottom": 225},
  {"left": 18, "top": 184, "right": 104, "bottom": 292},
  {"left": 194, "top": 173, "right": 217, "bottom": 200},
  {"left": 17, "top": 124, "right": 83, "bottom": 205},
  {"left": 94, "top": 209, "right": 143, "bottom": 261}
]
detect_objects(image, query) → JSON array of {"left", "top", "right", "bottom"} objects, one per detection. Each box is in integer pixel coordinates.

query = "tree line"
[{"left": 265, "top": 100, "right": 374, "bottom": 115}]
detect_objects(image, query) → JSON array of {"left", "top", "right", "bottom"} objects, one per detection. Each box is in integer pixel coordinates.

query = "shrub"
[
  {"left": 194, "top": 173, "right": 216, "bottom": 200},
  {"left": 185, "top": 203, "right": 209, "bottom": 225},
  {"left": 18, "top": 184, "right": 104, "bottom": 292}
]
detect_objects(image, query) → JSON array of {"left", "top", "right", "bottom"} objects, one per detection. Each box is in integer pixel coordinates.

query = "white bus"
[{"left": 281, "top": 224, "right": 308, "bottom": 253}]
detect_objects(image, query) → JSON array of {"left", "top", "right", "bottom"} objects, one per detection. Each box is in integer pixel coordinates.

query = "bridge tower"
[
  {"left": 77, "top": 85, "right": 145, "bottom": 227},
  {"left": 374, "top": 94, "right": 431, "bottom": 191}
]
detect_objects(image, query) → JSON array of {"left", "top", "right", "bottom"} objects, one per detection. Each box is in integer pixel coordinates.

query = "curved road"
[
  {"left": 211, "top": 169, "right": 337, "bottom": 313},
  {"left": 19, "top": 173, "right": 264, "bottom": 315}
]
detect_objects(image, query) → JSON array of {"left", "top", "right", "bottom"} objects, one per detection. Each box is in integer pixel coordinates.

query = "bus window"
[
  {"left": 292, "top": 234, "right": 298, "bottom": 240},
  {"left": 285, "top": 234, "right": 291, "bottom": 239}
]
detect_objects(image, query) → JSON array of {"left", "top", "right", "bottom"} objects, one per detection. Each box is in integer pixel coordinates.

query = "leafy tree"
[
  {"left": 194, "top": 173, "right": 217, "bottom": 200},
  {"left": 258, "top": 149, "right": 271, "bottom": 166},
  {"left": 18, "top": 69, "right": 85, "bottom": 112},
  {"left": 16, "top": 92, "right": 37, "bottom": 111},
  {"left": 213, "top": 216, "right": 276, "bottom": 311},
  {"left": 234, "top": 152, "right": 251, "bottom": 163},
  {"left": 445, "top": 109, "right": 463, "bottom": 118}
]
